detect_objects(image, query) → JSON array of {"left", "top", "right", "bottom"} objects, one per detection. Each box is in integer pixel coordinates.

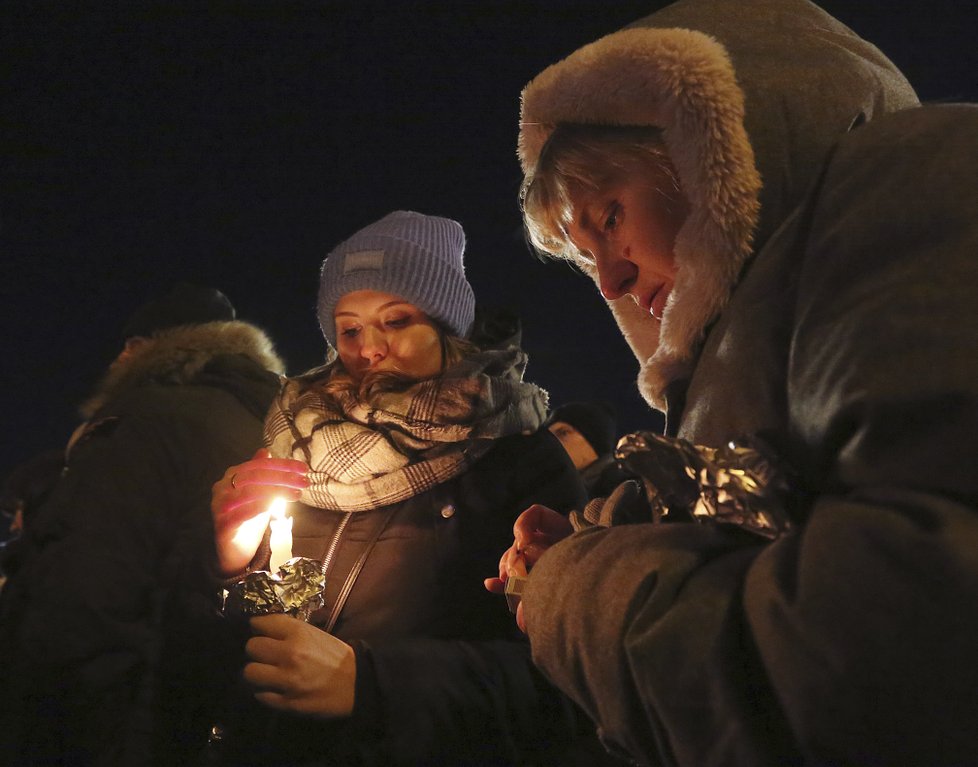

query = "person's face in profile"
[
  {"left": 565, "top": 161, "right": 689, "bottom": 321},
  {"left": 334, "top": 290, "right": 444, "bottom": 383},
  {"left": 548, "top": 421, "right": 599, "bottom": 471}
]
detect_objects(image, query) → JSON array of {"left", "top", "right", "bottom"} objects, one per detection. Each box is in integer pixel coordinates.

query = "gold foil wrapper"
[
  {"left": 223, "top": 557, "right": 325, "bottom": 618},
  {"left": 615, "top": 432, "right": 793, "bottom": 540}
]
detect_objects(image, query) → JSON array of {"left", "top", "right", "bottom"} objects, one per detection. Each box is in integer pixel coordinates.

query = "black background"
[{"left": 3, "top": 1, "right": 976, "bottom": 486}]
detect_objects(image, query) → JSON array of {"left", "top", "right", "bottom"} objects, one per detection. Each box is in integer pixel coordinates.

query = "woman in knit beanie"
[{"left": 208, "top": 211, "right": 609, "bottom": 766}]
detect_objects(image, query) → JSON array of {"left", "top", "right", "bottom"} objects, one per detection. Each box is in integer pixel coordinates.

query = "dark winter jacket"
[
  {"left": 0, "top": 320, "right": 284, "bottom": 766},
  {"left": 517, "top": 1, "right": 978, "bottom": 765},
  {"left": 215, "top": 424, "right": 611, "bottom": 767}
]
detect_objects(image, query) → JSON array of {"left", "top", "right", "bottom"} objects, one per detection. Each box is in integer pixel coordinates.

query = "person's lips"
[
  {"left": 650, "top": 284, "right": 671, "bottom": 320},
  {"left": 636, "top": 284, "right": 670, "bottom": 320},
  {"left": 634, "top": 290, "right": 655, "bottom": 314}
]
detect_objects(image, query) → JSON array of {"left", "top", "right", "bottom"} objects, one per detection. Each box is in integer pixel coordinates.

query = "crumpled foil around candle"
[
  {"left": 223, "top": 557, "right": 325, "bottom": 618},
  {"left": 612, "top": 431, "right": 795, "bottom": 540}
]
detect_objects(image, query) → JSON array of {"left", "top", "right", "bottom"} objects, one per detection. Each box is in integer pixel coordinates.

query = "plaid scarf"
[{"left": 263, "top": 347, "right": 548, "bottom": 511}]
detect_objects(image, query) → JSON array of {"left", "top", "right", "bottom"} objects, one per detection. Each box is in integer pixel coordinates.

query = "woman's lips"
[
  {"left": 650, "top": 285, "right": 670, "bottom": 320},
  {"left": 639, "top": 284, "right": 670, "bottom": 320},
  {"left": 631, "top": 283, "right": 671, "bottom": 320}
]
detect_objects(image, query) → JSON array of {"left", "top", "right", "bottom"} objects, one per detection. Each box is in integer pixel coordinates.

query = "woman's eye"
[
  {"left": 603, "top": 204, "right": 620, "bottom": 232},
  {"left": 385, "top": 316, "right": 409, "bottom": 328},
  {"left": 340, "top": 327, "right": 360, "bottom": 339}
]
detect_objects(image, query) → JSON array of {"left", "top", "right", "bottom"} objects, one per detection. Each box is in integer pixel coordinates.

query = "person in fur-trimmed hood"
[
  {"left": 0, "top": 283, "right": 286, "bottom": 766},
  {"left": 486, "top": 0, "right": 978, "bottom": 764}
]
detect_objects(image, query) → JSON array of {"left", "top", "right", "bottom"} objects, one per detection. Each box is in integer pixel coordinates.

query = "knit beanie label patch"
[{"left": 343, "top": 250, "right": 385, "bottom": 274}]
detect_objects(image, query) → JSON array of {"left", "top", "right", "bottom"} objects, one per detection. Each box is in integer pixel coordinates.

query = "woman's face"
[
  {"left": 565, "top": 163, "right": 689, "bottom": 321},
  {"left": 334, "top": 290, "right": 443, "bottom": 383}
]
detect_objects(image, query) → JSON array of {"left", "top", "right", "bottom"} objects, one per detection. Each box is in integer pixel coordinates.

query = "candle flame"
[
  {"left": 231, "top": 509, "right": 271, "bottom": 550},
  {"left": 268, "top": 496, "right": 288, "bottom": 520}
]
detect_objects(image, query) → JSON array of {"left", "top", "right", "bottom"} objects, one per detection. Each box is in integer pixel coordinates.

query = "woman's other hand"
[
  {"left": 211, "top": 448, "right": 308, "bottom": 576},
  {"left": 483, "top": 504, "right": 574, "bottom": 632},
  {"left": 244, "top": 614, "right": 356, "bottom": 719}
]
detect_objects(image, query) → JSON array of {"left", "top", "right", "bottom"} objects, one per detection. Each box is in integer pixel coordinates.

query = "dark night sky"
[{"left": 3, "top": 1, "right": 976, "bottom": 486}]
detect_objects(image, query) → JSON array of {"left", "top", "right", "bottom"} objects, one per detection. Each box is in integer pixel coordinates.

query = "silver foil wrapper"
[
  {"left": 615, "top": 432, "right": 793, "bottom": 540},
  {"left": 223, "top": 557, "right": 325, "bottom": 618}
]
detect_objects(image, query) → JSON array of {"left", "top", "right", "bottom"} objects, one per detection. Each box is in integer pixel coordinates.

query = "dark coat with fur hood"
[
  {"left": 0, "top": 320, "right": 284, "bottom": 766},
  {"left": 517, "top": 0, "right": 978, "bottom": 765}
]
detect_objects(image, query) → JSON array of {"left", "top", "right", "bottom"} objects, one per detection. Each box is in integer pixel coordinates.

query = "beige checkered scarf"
[{"left": 263, "top": 347, "right": 548, "bottom": 511}]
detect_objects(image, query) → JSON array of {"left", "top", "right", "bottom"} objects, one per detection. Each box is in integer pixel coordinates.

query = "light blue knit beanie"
[{"left": 317, "top": 210, "right": 476, "bottom": 346}]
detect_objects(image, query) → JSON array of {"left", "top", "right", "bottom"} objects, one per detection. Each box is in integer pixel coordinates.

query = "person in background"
[
  {"left": 210, "top": 211, "right": 614, "bottom": 766},
  {"left": 487, "top": 0, "right": 978, "bottom": 765},
  {"left": 545, "top": 401, "right": 628, "bottom": 499},
  {"left": 0, "top": 283, "right": 285, "bottom": 766}
]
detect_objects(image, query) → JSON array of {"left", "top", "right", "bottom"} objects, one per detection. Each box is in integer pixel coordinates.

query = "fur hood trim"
[
  {"left": 80, "top": 320, "right": 285, "bottom": 418},
  {"left": 519, "top": 27, "right": 762, "bottom": 410}
]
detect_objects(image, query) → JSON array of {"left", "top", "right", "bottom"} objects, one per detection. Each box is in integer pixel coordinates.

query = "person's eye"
[
  {"left": 603, "top": 203, "right": 621, "bottom": 232},
  {"left": 385, "top": 316, "right": 410, "bottom": 329},
  {"left": 339, "top": 326, "right": 360, "bottom": 339}
]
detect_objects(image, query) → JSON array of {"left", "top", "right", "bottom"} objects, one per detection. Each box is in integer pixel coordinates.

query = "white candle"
[{"left": 268, "top": 497, "right": 293, "bottom": 573}]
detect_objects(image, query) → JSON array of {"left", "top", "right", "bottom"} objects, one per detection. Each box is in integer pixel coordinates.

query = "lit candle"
[{"left": 268, "top": 497, "right": 293, "bottom": 573}]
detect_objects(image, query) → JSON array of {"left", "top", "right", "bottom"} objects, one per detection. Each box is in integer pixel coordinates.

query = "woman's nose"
[
  {"left": 595, "top": 247, "right": 637, "bottom": 301},
  {"left": 359, "top": 326, "right": 388, "bottom": 362}
]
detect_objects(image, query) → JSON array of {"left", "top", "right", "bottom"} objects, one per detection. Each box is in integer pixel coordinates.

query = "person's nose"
[
  {"left": 594, "top": 245, "right": 638, "bottom": 301},
  {"left": 359, "top": 325, "right": 388, "bottom": 364}
]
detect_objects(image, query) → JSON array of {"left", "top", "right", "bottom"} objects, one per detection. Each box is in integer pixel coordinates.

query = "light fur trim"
[
  {"left": 519, "top": 27, "right": 761, "bottom": 411},
  {"left": 80, "top": 320, "right": 285, "bottom": 418}
]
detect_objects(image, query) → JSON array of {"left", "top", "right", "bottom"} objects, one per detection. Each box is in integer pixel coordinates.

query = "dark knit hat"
[
  {"left": 317, "top": 210, "right": 476, "bottom": 346},
  {"left": 122, "top": 283, "right": 236, "bottom": 339},
  {"left": 547, "top": 401, "right": 619, "bottom": 456}
]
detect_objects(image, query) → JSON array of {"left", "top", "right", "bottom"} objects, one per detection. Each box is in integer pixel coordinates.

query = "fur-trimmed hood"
[
  {"left": 80, "top": 320, "right": 285, "bottom": 419},
  {"left": 518, "top": 0, "right": 919, "bottom": 411}
]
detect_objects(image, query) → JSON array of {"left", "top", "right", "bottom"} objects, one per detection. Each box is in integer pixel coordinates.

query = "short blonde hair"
[{"left": 520, "top": 123, "right": 677, "bottom": 265}]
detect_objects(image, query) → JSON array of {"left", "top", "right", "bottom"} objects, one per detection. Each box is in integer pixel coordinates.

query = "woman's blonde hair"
[{"left": 520, "top": 123, "right": 678, "bottom": 265}]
